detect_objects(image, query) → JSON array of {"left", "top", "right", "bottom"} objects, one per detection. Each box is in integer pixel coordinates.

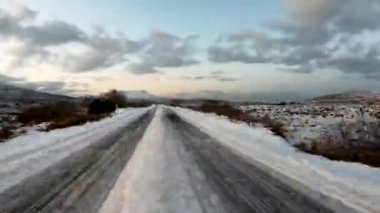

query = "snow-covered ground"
[
  {"left": 240, "top": 104, "right": 380, "bottom": 145},
  {"left": 172, "top": 107, "right": 380, "bottom": 213},
  {"left": 0, "top": 107, "right": 152, "bottom": 194},
  {"left": 2, "top": 105, "right": 379, "bottom": 212}
]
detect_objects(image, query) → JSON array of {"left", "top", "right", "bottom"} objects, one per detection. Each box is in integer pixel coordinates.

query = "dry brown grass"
[
  {"left": 18, "top": 102, "right": 78, "bottom": 125},
  {"left": 0, "top": 128, "right": 13, "bottom": 142},
  {"left": 46, "top": 113, "right": 107, "bottom": 130},
  {"left": 17, "top": 101, "right": 111, "bottom": 131},
  {"left": 296, "top": 142, "right": 380, "bottom": 168}
]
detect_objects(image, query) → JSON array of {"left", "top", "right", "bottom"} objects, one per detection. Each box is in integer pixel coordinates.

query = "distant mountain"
[
  {"left": 0, "top": 83, "right": 76, "bottom": 104},
  {"left": 124, "top": 90, "right": 165, "bottom": 101},
  {"left": 310, "top": 91, "right": 380, "bottom": 104}
]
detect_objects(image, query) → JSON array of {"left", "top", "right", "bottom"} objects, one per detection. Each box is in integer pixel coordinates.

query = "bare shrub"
[
  {"left": 17, "top": 102, "right": 78, "bottom": 124},
  {"left": 102, "top": 89, "right": 127, "bottom": 108},
  {"left": 47, "top": 114, "right": 105, "bottom": 130},
  {"left": 88, "top": 99, "right": 116, "bottom": 115},
  {"left": 296, "top": 143, "right": 380, "bottom": 168},
  {"left": 0, "top": 128, "right": 13, "bottom": 142}
]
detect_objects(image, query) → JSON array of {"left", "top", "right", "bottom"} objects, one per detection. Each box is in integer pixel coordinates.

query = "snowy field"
[
  {"left": 0, "top": 107, "right": 152, "bottom": 194},
  {"left": 172, "top": 106, "right": 380, "bottom": 212},
  {"left": 240, "top": 104, "right": 380, "bottom": 145}
]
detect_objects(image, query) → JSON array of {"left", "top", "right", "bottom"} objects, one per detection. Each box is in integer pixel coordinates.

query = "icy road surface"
[{"left": 0, "top": 106, "right": 379, "bottom": 212}]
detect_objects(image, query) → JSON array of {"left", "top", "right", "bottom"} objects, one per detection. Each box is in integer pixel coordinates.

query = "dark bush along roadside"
[
  {"left": 17, "top": 102, "right": 78, "bottom": 125},
  {"left": 2, "top": 89, "right": 145, "bottom": 141},
  {"left": 16, "top": 89, "right": 128, "bottom": 132},
  {"left": 102, "top": 89, "right": 127, "bottom": 108},
  {"left": 16, "top": 100, "right": 114, "bottom": 132},
  {"left": 296, "top": 142, "right": 380, "bottom": 168},
  {"left": 0, "top": 128, "right": 13, "bottom": 142},
  {"left": 88, "top": 99, "right": 116, "bottom": 115},
  {"left": 47, "top": 113, "right": 107, "bottom": 130}
]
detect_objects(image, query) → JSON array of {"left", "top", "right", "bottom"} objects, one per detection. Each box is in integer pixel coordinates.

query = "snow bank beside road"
[
  {"left": 0, "top": 107, "right": 152, "bottom": 194},
  {"left": 172, "top": 107, "right": 380, "bottom": 213}
]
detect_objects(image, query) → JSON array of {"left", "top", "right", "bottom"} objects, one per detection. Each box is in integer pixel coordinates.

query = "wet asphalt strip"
[
  {"left": 165, "top": 111, "right": 334, "bottom": 213},
  {"left": 0, "top": 109, "right": 154, "bottom": 213}
]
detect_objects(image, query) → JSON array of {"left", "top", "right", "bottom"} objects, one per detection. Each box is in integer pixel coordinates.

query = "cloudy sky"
[{"left": 0, "top": 0, "right": 379, "bottom": 101}]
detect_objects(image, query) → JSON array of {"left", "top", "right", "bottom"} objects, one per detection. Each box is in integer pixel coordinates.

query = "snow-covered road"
[
  {"left": 100, "top": 107, "right": 333, "bottom": 213},
  {"left": 101, "top": 107, "right": 229, "bottom": 213},
  {"left": 0, "top": 105, "right": 379, "bottom": 212}
]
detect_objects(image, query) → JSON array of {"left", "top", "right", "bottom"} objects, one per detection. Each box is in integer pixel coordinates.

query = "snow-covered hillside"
[
  {"left": 0, "top": 83, "right": 78, "bottom": 136},
  {"left": 0, "top": 83, "right": 75, "bottom": 104},
  {"left": 310, "top": 91, "right": 380, "bottom": 103}
]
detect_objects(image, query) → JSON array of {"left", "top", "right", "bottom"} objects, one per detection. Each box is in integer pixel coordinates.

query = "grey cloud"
[
  {"left": 64, "top": 50, "right": 109, "bottom": 72},
  {"left": 0, "top": 6, "right": 198, "bottom": 73},
  {"left": 210, "top": 70, "right": 224, "bottom": 75},
  {"left": 280, "top": 47, "right": 328, "bottom": 66},
  {"left": 283, "top": 0, "right": 338, "bottom": 26},
  {"left": 0, "top": 72, "right": 74, "bottom": 95},
  {"left": 0, "top": 72, "right": 95, "bottom": 96},
  {"left": 23, "top": 20, "right": 86, "bottom": 46},
  {"left": 7, "top": 42, "right": 52, "bottom": 67},
  {"left": 13, "top": 80, "right": 78, "bottom": 95},
  {"left": 60, "top": 31, "right": 131, "bottom": 72},
  {"left": 0, "top": 73, "right": 23, "bottom": 84},
  {"left": 64, "top": 45, "right": 126, "bottom": 72},
  {"left": 333, "top": 0, "right": 380, "bottom": 34},
  {"left": 270, "top": 22, "right": 332, "bottom": 47},
  {"left": 129, "top": 63, "right": 159, "bottom": 75},
  {"left": 0, "top": 11, "right": 84, "bottom": 46},
  {"left": 209, "top": 0, "right": 380, "bottom": 78},
  {"left": 127, "top": 31, "right": 199, "bottom": 74},
  {"left": 0, "top": 11, "right": 21, "bottom": 36},
  {"left": 8, "top": 4, "right": 37, "bottom": 21},
  {"left": 0, "top": 9, "right": 85, "bottom": 68},
  {"left": 65, "top": 30, "right": 199, "bottom": 73},
  {"left": 180, "top": 71, "right": 239, "bottom": 82},
  {"left": 124, "top": 39, "right": 146, "bottom": 53},
  {"left": 0, "top": 5, "right": 37, "bottom": 36},
  {"left": 90, "top": 76, "right": 113, "bottom": 81},
  {"left": 217, "top": 77, "right": 239, "bottom": 82},
  {"left": 284, "top": 0, "right": 380, "bottom": 34},
  {"left": 208, "top": 45, "right": 265, "bottom": 64},
  {"left": 14, "top": 80, "right": 63, "bottom": 91},
  {"left": 227, "top": 31, "right": 274, "bottom": 56},
  {"left": 67, "top": 82, "right": 90, "bottom": 89},
  {"left": 182, "top": 76, "right": 207, "bottom": 80},
  {"left": 279, "top": 64, "right": 315, "bottom": 74},
  {"left": 323, "top": 56, "right": 380, "bottom": 75}
]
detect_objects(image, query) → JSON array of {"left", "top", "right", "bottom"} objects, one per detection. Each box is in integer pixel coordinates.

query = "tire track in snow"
[{"left": 100, "top": 107, "right": 227, "bottom": 213}]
